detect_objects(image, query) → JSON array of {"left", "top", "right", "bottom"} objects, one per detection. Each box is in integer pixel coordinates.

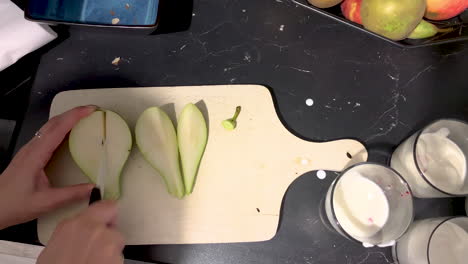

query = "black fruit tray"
[{"left": 293, "top": 0, "right": 468, "bottom": 48}]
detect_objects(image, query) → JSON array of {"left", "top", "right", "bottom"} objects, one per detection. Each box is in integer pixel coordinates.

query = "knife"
[
  {"left": 90, "top": 110, "right": 107, "bottom": 204},
  {"left": 89, "top": 151, "right": 107, "bottom": 205},
  {"left": 89, "top": 187, "right": 102, "bottom": 205}
]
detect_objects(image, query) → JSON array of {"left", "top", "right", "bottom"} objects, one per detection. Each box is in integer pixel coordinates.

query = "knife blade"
[{"left": 96, "top": 110, "right": 107, "bottom": 200}]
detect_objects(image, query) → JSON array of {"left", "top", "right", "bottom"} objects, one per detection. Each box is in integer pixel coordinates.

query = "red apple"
[
  {"left": 341, "top": 0, "right": 362, "bottom": 24},
  {"left": 425, "top": 0, "right": 468, "bottom": 20}
]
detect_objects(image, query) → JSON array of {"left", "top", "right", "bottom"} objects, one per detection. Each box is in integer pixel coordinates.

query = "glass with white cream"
[
  {"left": 323, "top": 163, "right": 413, "bottom": 247},
  {"left": 391, "top": 119, "right": 468, "bottom": 198},
  {"left": 393, "top": 217, "right": 468, "bottom": 264}
]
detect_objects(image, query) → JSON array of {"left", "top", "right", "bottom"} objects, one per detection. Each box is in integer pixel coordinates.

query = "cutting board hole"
[
  {"left": 256, "top": 208, "right": 261, "bottom": 213},
  {"left": 346, "top": 152, "right": 353, "bottom": 159}
]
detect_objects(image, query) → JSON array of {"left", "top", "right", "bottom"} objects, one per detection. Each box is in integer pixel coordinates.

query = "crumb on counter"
[
  {"left": 125, "top": 3, "right": 130, "bottom": 9},
  {"left": 112, "top": 57, "right": 121, "bottom": 66},
  {"left": 112, "top": 18, "right": 120, "bottom": 25}
]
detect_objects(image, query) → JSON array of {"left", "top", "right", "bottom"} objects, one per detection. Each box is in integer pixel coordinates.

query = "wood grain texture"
[{"left": 37, "top": 85, "right": 367, "bottom": 245}]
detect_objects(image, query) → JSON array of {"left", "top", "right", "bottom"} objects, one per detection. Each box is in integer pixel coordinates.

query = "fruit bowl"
[{"left": 292, "top": 0, "right": 468, "bottom": 48}]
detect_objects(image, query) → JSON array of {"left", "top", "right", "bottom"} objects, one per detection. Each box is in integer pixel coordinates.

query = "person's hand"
[
  {"left": 0, "top": 106, "right": 97, "bottom": 230},
  {"left": 37, "top": 201, "right": 125, "bottom": 264}
]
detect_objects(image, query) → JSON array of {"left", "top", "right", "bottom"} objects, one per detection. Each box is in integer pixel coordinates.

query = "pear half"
[
  {"left": 177, "top": 103, "right": 208, "bottom": 194},
  {"left": 135, "top": 107, "right": 185, "bottom": 198},
  {"left": 69, "top": 110, "right": 132, "bottom": 200}
]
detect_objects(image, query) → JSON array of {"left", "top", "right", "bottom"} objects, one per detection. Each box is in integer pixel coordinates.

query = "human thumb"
[
  {"left": 79, "top": 200, "right": 119, "bottom": 226},
  {"left": 36, "top": 183, "right": 94, "bottom": 212}
]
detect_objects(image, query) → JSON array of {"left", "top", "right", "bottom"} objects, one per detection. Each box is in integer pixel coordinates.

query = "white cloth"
[
  {"left": 0, "top": 0, "right": 57, "bottom": 71},
  {"left": 0, "top": 254, "right": 36, "bottom": 264}
]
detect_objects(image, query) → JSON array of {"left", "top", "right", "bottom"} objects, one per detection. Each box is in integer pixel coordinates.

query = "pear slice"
[
  {"left": 135, "top": 107, "right": 185, "bottom": 198},
  {"left": 177, "top": 103, "right": 208, "bottom": 194},
  {"left": 69, "top": 110, "right": 132, "bottom": 200}
]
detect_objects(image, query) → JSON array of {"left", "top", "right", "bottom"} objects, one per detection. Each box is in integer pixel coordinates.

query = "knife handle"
[{"left": 89, "top": 187, "right": 102, "bottom": 205}]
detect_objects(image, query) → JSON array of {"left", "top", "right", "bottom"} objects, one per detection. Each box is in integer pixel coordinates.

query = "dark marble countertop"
[{"left": 9, "top": 0, "right": 468, "bottom": 263}]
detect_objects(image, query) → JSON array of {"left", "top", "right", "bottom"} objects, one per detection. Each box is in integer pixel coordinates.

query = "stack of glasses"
[{"left": 322, "top": 119, "right": 468, "bottom": 264}]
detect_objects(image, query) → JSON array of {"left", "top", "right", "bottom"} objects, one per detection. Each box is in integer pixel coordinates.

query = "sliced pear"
[
  {"left": 103, "top": 111, "right": 133, "bottom": 199},
  {"left": 177, "top": 103, "right": 208, "bottom": 194},
  {"left": 69, "top": 111, "right": 104, "bottom": 186},
  {"left": 135, "top": 107, "right": 185, "bottom": 198},
  {"left": 69, "top": 110, "right": 132, "bottom": 200}
]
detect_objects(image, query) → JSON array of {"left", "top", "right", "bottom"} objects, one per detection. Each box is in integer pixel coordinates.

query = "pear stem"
[
  {"left": 438, "top": 27, "right": 454, "bottom": 33},
  {"left": 231, "top": 106, "right": 241, "bottom": 121}
]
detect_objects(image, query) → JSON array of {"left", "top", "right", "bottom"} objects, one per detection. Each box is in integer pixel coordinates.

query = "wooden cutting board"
[{"left": 38, "top": 85, "right": 367, "bottom": 245}]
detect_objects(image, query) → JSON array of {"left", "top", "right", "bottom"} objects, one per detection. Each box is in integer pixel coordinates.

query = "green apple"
[
  {"left": 69, "top": 110, "right": 132, "bottom": 200},
  {"left": 177, "top": 103, "right": 208, "bottom": 194},
  {"left": 135, "top": 107, "right": 185, "bottom": 198}
]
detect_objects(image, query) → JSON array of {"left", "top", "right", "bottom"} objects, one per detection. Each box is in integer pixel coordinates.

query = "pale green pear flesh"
[
  {"left": 69, "top": 111, "right": 104, "bottom": 185},
  {"left": 69, "top": 110, "right": 132, "bottom": 200},
  {"left": 103, "top": 110, "right": 132, "bottom": 199},
  {"left": 222, "top": 119, "right": 236, "bottom": 131},
  {"left": 177, "top": 104, "right": 208, "bottom": 194},
  {"left": 135, "top": 107, "right": 185, "bottom": 198}
]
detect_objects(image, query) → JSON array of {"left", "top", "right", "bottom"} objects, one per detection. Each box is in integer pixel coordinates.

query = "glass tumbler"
[
  {"left": 391, "top": 119, "right": 468, "bottom": 198},
  {"left": 323, "top": 163, "right": 413, "bottom": 247},
  {"left": 393, "top": 217, "right": 468, "bottom": 264}
]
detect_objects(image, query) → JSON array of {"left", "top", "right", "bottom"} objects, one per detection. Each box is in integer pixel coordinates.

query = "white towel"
[
  {"left": 0, "top": 254, "right": 36, "bottom": 264},
  {"left": 0, "top": 0, "right": 57, "bottom": 71}
]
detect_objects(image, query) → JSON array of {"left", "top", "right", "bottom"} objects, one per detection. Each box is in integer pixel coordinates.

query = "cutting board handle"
[{"left": 283, "top": 137, "right": 368, "bottom": 187}]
